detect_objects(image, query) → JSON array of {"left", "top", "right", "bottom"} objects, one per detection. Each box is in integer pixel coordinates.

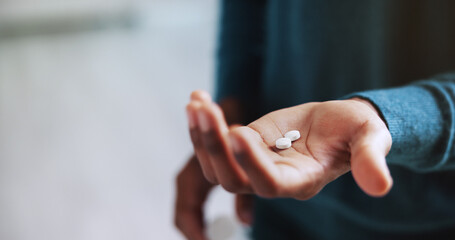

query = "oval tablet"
[
  {"left": 284, "top": 130, "right": 301, "bottom": 141},
  {"left": 275, "top": 137, "right": 292, "bottom": 150}
]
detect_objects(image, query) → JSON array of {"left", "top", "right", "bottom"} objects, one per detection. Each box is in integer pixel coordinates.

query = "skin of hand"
[
  {"left": 175, "top": 91, "right": 252, "bottom": 240},
  {"left": 175, "top": 155, "right": 214, "bottom": 240},
  {"left": 176, "top": 90, "right": 393, "bottom": 240}
]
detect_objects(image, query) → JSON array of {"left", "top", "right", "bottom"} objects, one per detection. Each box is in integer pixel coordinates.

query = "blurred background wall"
[{"left": 0, "top": 0, "right": 234, "bottom": 239}]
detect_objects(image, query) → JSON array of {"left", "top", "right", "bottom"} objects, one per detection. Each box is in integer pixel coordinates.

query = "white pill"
[
  {"left": 275, "top": 137, "right": 292, "bottom": 149},
  {"left": 284, "top": 130, "right": 301, "bottom": 141}
]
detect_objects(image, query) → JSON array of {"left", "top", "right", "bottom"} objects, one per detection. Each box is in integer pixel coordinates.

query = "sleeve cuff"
[{"left": 342, "top": 83, "right": 447, "bottom": 171}]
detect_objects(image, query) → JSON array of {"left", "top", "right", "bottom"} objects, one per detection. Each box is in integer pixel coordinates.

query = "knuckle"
[
  {"left": 196, "top": 164, "right": 217, "bottom": 184},
  {"left": 202, "top": 130, "right": 225, "bottom": 156},
  {"left": 221, "top": 179, "right": 246, "bottom": 193},
  {"left": 233, "top": 151, "right": 248, "bottom": 167}
]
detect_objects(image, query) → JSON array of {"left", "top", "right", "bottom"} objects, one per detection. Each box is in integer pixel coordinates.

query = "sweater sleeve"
[
  {"left": 345, "top": 72, "right": 455, "bottom": 172},
  {"left": 215, "top": 0, "right": 267, "bottom": 105}
]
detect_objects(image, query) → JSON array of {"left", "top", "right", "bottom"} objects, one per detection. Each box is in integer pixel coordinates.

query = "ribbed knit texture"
[{"left": 345, "top": 75, "right": 455, "bottom": 172}]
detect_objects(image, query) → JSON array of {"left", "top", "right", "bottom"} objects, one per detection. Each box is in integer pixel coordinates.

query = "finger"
[
  {"left": 175, "top": 210, "right": 207, "bottom": 240},
  {"left": 229, "top": 127, "right": 283, "bottom": 198},
  {"left": 235, "top": 194, "right": 254, "bottom": 225},
  {"left": 191, "top": 90, "right": 212, "bottom": 102},
  {"left": 350, "top": 121, "right": 393, "bottom": 197},
  {"left": 187, "top": 101, "right": 218, "bottom": 184},
  {"left": 197, "top": 103, "right": 251, "bottom": 193},
  {"left": 175, "top": 156, "right": 213, "bottom": 240}
]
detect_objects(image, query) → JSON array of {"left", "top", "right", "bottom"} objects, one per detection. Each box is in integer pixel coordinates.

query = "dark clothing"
[{"left": 215, "top": 0, "right": 455, "bottom": 239}]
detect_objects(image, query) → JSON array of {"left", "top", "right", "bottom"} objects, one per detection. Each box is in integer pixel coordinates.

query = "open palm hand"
[
  {"left": 232, "top": 99, "right": 392, "bottom": 200},
  {"left": 188, "top": 91, "right": 392, "bottom": 199},
  {"left": 175, "top": 90, "right": 393, "bottom": 240}
]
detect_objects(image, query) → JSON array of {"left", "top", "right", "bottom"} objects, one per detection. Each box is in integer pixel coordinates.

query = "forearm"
[{"left": 346, "top": 72, "right": 455, "bottom": 172}]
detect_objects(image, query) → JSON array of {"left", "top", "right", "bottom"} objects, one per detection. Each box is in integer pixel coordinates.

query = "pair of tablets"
[{"left": 275, "top": 130, "right": 301, "bottom": 150}]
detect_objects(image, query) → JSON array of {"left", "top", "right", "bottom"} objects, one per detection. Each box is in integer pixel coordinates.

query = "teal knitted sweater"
[{"left": 215, "top": 0, "right": 455, "bottom": 239}]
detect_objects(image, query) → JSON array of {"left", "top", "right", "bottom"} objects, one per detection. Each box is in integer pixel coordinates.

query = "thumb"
[
  {"left": 350, "top": 121, "right": 393, "bottom": 197},
  {"left": 235, "top": 194, "right": 255, "bottom": 225}
]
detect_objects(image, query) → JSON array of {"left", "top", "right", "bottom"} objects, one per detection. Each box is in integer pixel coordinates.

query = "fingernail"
[
  {"left": 191, "top": 90, "right": 212, "bottom": 102},
  {"left": 198, "top": 90, "right": 212, "bottom": 102},
  {"left": 186, "top": 108, "right": 196, "bottom": 129},
  {"left": 197, "top": 110, "right": 211, "bottom": 132}
]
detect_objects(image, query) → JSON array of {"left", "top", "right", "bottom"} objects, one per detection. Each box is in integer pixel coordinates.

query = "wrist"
[{"left": 350, "top": 97, "right": 387, "bottom": 127}]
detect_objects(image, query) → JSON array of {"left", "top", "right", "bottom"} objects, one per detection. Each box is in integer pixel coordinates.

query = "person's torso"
[{"left": 260, "top": 0, "right": 455, "bottom": 112}]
